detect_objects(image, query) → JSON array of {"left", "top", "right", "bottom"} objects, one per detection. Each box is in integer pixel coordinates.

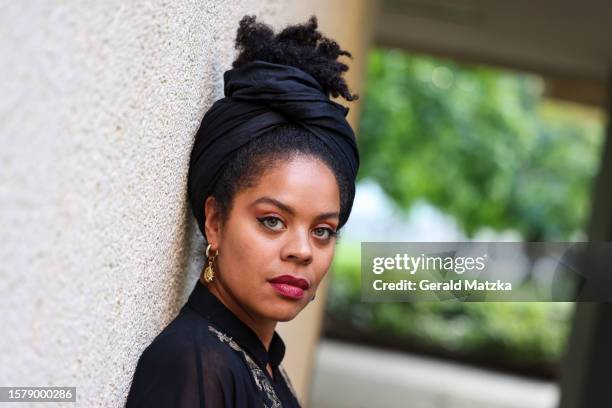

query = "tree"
[{"left": 357, "top": 48, "right": 604, "bottom": 245}]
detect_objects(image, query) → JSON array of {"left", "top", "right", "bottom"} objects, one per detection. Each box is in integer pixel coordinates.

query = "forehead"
[{"left": 237, "top": 156, "right": 340, "bottom": 213}]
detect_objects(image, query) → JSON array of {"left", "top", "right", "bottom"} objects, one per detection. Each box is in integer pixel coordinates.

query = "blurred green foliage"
[
  {"left": 327, "top": 241, "right": 573, "bottom": 367},
  {"left": 357, "top": 48, "right": 604, "bottom": 240},
  {"left": 324, "top": 48, "right": 605, "bottom": 369}
]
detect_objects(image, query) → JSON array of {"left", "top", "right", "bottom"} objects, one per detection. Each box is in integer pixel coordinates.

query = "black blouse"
[{"left": 125, "top": 280, "right": 302, "bottom": 407}]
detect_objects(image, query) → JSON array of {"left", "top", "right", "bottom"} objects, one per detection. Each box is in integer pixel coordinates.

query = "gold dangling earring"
[{"left": 201, "top": 243, "right": 219, "bottom": 284}]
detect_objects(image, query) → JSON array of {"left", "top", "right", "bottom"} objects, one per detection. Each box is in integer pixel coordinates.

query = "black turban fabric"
[{"left": 188, "top": 60, "right": 360, "bottom": 239}]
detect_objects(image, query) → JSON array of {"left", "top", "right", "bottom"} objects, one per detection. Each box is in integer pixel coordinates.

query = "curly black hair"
[
  {"left": 204, "top": 15, "right": 357, "bottom": 243},
  {"left": 232, "top": 15, "right": 358, "bottom": 102}
]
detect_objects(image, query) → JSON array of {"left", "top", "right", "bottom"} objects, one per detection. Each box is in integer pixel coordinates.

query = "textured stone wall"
[{"left": 0, "top": 1, "right": 371, "bottom": 406}]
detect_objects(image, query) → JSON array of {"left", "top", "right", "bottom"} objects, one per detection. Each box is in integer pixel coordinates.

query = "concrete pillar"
[{"left": 559, "top": 78, "right": 612, "bottom": 408}]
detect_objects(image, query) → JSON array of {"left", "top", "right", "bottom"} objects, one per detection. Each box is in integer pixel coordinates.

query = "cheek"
[
  {"left": 312, "top": 246, "right": 336, "bottom": 283},
  {"left": 224, "top": 220, "right": 277, "bottom": 276}
]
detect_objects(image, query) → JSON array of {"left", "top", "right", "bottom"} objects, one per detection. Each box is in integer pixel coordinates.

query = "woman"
[{"left": 126, "top": 14, "right": 359, "bottom": 407}]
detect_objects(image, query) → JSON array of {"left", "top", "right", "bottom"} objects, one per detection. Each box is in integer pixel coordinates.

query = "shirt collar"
[{"left": 186, "top": 279, "right": 286, "bottom": 370}]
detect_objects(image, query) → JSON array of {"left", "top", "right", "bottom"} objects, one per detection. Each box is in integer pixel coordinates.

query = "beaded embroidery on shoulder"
[
  {"left": 278, "top": 364, "right": 299, "bottom": 402},
  {"left": 208, "top": 325, "right": 282, "bottom": 408}
]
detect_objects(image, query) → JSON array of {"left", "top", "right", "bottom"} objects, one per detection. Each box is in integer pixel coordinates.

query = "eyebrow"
[{"left": 250, "top": 196, "right": 339, "bottom": 220}]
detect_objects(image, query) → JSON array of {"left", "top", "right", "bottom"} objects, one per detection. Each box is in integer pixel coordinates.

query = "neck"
[{"left": 206, "top": 280, "right": 277, "bottom": 350}]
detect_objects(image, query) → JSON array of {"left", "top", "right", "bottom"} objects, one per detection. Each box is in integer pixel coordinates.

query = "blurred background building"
[{"left": 310, "top": 1, "right": 612, "bottom": 407}]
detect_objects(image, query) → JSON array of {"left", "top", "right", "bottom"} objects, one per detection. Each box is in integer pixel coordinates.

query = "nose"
[{"left": 281, "top": 228, "right": 313, "bottom": 265}]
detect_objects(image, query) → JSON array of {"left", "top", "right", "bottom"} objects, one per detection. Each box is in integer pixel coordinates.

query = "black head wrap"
[{"left": 188, "top": 60, "right": 360, "bottom": 239}]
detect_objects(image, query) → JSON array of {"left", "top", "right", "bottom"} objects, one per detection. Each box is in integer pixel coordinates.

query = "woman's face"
[{"left": 204, "top": 155, "right": 340, "bottom": 323}]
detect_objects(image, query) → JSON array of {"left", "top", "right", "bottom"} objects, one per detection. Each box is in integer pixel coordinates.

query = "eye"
[
  {"left": 313, "top": 226, "right": 337, "bottom": 240},
  {"left": 257, "top": 216, "right": 286, "bottom": 231}
]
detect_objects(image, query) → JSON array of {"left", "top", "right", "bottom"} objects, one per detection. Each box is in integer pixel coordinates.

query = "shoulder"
[
  {"left": 125, "top": 307, "right": 242, "bottom": 407},
  {"left": 136, "top": 306, "right": 239, "bottom": 376}
]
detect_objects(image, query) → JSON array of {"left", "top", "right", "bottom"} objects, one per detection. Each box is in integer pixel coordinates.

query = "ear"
[{"left": 204, "top": 196, "right": 222, "bottom": 248}]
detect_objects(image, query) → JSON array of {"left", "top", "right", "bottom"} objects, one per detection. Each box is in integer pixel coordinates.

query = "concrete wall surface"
[{"left": 0, "top": 1, "right": 371, "bottom": 406}]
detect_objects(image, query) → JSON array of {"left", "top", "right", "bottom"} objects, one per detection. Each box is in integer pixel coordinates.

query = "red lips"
[{"left": 268, "top": 275, "right": 310, "bottom": 290}]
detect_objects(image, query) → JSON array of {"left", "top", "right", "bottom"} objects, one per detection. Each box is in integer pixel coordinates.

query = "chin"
[{"left": 264, "top": 301, "right": 304, "bottom": 322}]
